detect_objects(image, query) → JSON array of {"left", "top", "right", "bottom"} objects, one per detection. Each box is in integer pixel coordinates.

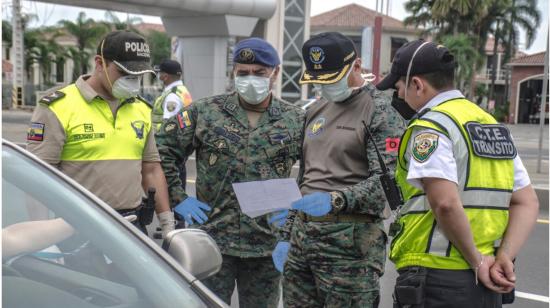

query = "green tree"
[
  {"left": 404, "top": 0, "right": 540, "bottom": 98},
  {"left": 146, "top": 30, "right": 171, "bottom": 66},
  {"left": 441, "top": 34, "right": 480, "bottom": 96},
  {"left": 103, "top": 11, "right": 142, "bottom": 32},
  {"left": 58, "top": 12, "right": 108, "bottom": 79}
]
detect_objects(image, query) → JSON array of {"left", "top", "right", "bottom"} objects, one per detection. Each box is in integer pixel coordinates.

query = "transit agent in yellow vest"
[
  {"left": 27, "top": 30, "right": 175, "bottom": 239},
  {"left": 152, "top": 59, "right": 192, "bottom": 132},
  {"left": 377, "top": 39, "right": 539, "bottom": 308}
]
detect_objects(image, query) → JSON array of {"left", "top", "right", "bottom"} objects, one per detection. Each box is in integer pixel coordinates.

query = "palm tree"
[
  {"left": 58, "top": 12, "right": 108, "bottom": 78},
  {"left": 146, "top": 30, "right": 171, "bottom": 66},
  {"left": 403, "top": 0, "right": 540, "bottom": 98},
  {"left": 441, "top": 34, "right": 480, "bottom": 97},
  {"left": 104, "top": 11, "right": 142, "bottom": 32}
]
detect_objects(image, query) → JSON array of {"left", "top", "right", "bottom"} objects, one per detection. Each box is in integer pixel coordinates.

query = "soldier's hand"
[
  {"left": 272, "top": 241, "right": 290, "bottom": 272},
  {"left": 158, "top": 211, "right": 176, "bottom": 238},
  {"left": 174, "top": 197, "right": 211, "bottom": 225},
  {"left": 268, "top": 210, "right": 289, "bottom": 227},
  {"left": 291, "top": 192, "right": 331, "bottom": 217}
]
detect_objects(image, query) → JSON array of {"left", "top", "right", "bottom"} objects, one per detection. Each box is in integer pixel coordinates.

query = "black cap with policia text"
[
  {"left": 97, "top": 30, "right": 155, "bottom": 75},
  {"left": 377, "top": 39, "right": 456, "bottom": 90},
  {"left": 299, "top": 32, "right": 358, "bottom": 85}
]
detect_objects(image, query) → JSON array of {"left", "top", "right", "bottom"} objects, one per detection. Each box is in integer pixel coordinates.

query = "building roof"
[
  {"left": 310, "top": 3, "right": 416, "bottom": 32},
  {"left": 134, "top": 23, "right": 165, "bottom": 34},
  {"left": 508, "top": 51, "right": 545, "bottom": 66}
]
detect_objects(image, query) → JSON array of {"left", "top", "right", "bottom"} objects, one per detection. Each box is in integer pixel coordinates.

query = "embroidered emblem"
[
  {"left": 166, "top": 101, "right": 178, "bottom": 112},
  {"left": 84, "top": 123, "right": 94, "bottom": 132},
  {"left": 164, "top": 122, "right": 176, "bottom": 132},
  {"left": 239, "top": 48, "right": 255, "bottom": 63},
  {"left": 209, "top": 153, "right": 218, "bottom": 166},
  {"left": 309, "top": 47, "right": 325, "bottom": 65},
  {"left": 27, "top": 122, "right": 45, "bottom": 141},
  {"left": 307, "top": 117, "right": 326, "bottom": 138},
  {"left": 131, "top": 120, "right": 145, "bottom": 139},
  {"left": 412, "top": 133, "right": 439, "bottom": 163}
]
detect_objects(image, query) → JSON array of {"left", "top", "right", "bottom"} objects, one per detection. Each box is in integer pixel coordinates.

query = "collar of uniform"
[
  {"left": 75, "top": 75, "right": 101, "bottom": 103},
  {"left": 164, "top": 80, "right": 183, "bottom": 93},
  {"left": 418, "top": 89, "right": 464, "bottom": 113},
  {"left": 223, "top": 92, "right": 249, "bottom": 128},
  {"left": 266, "top": 96, "right": 283, "bottom": 120}
]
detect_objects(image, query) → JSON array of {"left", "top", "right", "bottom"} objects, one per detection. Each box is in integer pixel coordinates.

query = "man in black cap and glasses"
[
  {"left": 27, "top": 30, "right": 175, "bottom": 238},
  {"left": 377, "top": 39, "right": 538, "bottom": 308},
  {"left": 270, "top": 32, "right": 405, "bottom": 307}
]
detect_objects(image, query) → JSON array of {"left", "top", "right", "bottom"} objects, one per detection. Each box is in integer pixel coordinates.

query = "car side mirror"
[{"left": 162, "top": 229, "right": 222, "bottom": 280}]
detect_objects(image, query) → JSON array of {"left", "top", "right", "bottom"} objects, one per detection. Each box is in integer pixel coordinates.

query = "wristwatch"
[{"left": 330, "top": 191, "right": 346, "bottom": 214}]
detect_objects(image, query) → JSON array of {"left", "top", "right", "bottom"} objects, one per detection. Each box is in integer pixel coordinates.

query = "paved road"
[{"left": 3, "top": 109, "right": 549, "bottom": 307}]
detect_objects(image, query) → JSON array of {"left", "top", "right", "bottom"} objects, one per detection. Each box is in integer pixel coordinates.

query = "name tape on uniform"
[{"left": 465, "top": 123, "right": 517, "bottom": 159}]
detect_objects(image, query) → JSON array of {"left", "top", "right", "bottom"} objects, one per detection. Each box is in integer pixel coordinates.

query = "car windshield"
[{"left": 2, "top": 144, "right": 207, "bottom": 308}]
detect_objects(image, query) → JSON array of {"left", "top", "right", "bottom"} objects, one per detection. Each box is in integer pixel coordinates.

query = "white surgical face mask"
[
  {"left": 234, "top": 73, "right": 272, "bottom": 105},
  {"left": 314, "top": 68, "right": 353, "bottom": 103},
  {"left": 112, "top": 75, "right": 141, "bottom": 100}
]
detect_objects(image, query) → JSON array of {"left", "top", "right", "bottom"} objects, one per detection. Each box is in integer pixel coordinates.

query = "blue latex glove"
[
  {"left": 291, "top": 192, "right": 331, "bottom": 217},
  {"left": 268, "top": 210, "right": 289, "bottom": 227},
  {"left": 272, "top": 241, "right": 290, "bottom": 272},
  {"left": 174, "top": 197, "right": 211, "bottom": 225}
]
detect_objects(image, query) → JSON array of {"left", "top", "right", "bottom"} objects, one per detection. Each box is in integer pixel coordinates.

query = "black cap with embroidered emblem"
[
  {"left": 233, "top": 37, "right": 280, "bottom": 67},
  {"left": 97, "top": 30, "right": 154, "bottom": 75},
  {"left": 376, "top": 39, "right": 456, "bottom": 90},
  {"left": 299, "top": 32, "right": 358, "bottom": 85},
  {"left": 155, "top": 59, "right": 182, "bottom": 75}
]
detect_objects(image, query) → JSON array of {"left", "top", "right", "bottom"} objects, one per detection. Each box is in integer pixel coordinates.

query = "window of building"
[{"left": 391, "top": 37, "right": 408, "bottom": 61}]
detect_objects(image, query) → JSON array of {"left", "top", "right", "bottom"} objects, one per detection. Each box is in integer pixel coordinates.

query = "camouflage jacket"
[
  {"left": 156, "top": 92, "right": 304, "bottom": 257},
  {"left": 280, "top": 83, "right": 406, "bottom": 241}
]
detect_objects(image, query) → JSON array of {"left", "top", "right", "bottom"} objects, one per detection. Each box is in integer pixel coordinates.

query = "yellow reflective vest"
[
  {"left": 390, "top": 98, "right": 515, "bottom": 270},
  {"left": 152, "top": 84, "right": 192, "bottom": 132},
  {"left": 47, "top": 84, "right": 152, "bottom": 161}
]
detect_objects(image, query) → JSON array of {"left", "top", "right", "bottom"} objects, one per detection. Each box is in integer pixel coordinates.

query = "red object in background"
[{"left": 386, "top": 137, "right": 400, "bottom": 152}]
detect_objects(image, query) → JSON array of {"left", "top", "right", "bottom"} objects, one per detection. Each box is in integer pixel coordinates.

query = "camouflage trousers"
[
  {"left": 282, "top": 218, "right": 387, "bottom": 308},
  {"left": 202, "top": 254, "right": 281, "bottom": 308}
]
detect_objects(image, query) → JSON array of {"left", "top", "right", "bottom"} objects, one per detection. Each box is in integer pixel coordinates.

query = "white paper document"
[{"left": 232, "top": 178, "right": 302, "bottom": 218}]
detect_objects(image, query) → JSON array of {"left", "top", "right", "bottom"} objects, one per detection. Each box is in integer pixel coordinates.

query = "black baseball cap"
[
  {"left": 155, "top": 59, "right": 182, "bottom": 75},
  {"left": 97, "top": 30, "right": 154, "bottom": 75},
  {"left": 377, "top": 39, "right": 456, "bottom": 90},
  {"left": 299, "top": 32, "right": 358, "bottom": 84}
]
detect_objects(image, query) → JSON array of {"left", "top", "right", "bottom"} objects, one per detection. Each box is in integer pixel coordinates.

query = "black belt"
[
  {"left": 298, "top": 212, "right": 378, "bottom": 223},
  {"left": 116, "top": 207, "right": 140, "bottom": 216}
]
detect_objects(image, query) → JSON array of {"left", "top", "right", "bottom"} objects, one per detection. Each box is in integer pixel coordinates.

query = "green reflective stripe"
[{"left": 49, "top": 84, "right": 151, "bottom": 161}]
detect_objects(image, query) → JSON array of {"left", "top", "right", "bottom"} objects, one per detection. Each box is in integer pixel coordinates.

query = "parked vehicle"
[{"left": 2, "top": 140, "right": 227, "bottom": 308}]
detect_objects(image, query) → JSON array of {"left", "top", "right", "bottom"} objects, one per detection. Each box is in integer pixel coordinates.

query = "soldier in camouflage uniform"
[
  {"left": 156, "top": 38, "right": 304, "bottom": 307},
  {"left": 270, "top": 32, "right": 405, "bottom": 307}
]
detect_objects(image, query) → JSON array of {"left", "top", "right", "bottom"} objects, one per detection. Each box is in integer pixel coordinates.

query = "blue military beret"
[{"left": 233, "top": 37, "right": 280, "bottom": 67}]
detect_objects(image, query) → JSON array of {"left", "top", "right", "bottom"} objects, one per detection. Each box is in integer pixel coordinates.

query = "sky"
[{"left": 1, "top": 0, "right": 547, "bottom": 54}]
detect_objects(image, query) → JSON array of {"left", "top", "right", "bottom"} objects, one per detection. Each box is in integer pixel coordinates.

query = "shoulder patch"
[
  {"left": 27, "top": 122, "right": 45, "bottom": 141},
  {"left": 39, "top": 91, "right": 65, "bottom": 105},
  {"left": 412, "top": 132, "right": 439, "bottom": 163},
  {"left": 176, "top": 111, "right": 192, "bottom": 129}
]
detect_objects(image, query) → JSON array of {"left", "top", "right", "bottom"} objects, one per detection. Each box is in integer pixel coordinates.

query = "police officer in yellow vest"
[
  {"left": 152, "top": 59, "right": 193, "bottom": 132},
  {"left": 27, "top": 30, "right": 175, "bottom": 238},
  {"left": 377, "top": 40, "right": 540, "bottom": 308}
]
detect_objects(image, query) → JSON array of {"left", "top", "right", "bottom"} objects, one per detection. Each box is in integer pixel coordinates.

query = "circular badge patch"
[
  {"left": 239, "top": 48, "right": 255, "bottom": 63},
  {"left": 309, "top": 47, "right": 325, "bottom": 64},
  {"left": 307, "top": 117, "right": 326, "bottom": 138},
  {"left": 412, "top": 132, "right": 439, "bottom": 163}
]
